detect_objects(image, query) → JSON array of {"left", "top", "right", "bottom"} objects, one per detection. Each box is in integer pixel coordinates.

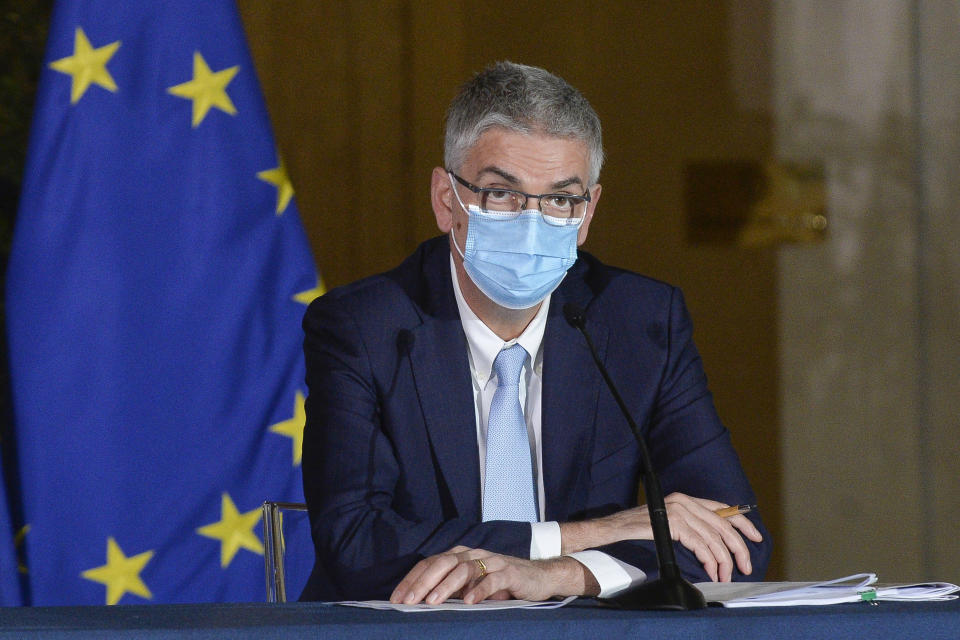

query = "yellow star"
[
  {"left": 81, "top": 537, "right": 154, "bottom": 605},
  {"left": 15, "top": 524, "right": 30, "bottom": 574},
  {"left": 270, "top": 391, "right": 306, "bottom": 465},
  {"left": 196, "top": 493, "right": 263, "bottom": 568},
  {"left": 292, "top": 279, "right": 325, "bottom": 305},
  {"left": 257, "top": 158, "right": 295, "bottom": 215},
  {"left": 49, "top": 27, "right": 121, "bottom": 104},
  {"left": 167, "top": 52, "right": 239, "bottom": 127}
]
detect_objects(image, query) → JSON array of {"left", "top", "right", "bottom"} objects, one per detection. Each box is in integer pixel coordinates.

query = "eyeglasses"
[{"left": 449, "top": 172, "right": 589, "bottom": 226}]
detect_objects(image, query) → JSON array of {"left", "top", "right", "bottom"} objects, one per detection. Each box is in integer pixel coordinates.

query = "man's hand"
[
  {"left": 389, "top": 546, "right": 599, "bottom": 605},
  {"left": 560, "top": 492, "right": 763, "bottom": 582}
]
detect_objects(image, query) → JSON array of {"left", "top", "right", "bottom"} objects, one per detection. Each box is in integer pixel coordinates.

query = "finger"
[
  {"left": 682, "top": 509, "right": 741, "bottom": 581},
  {"left": 697, "top": 510, "right": 755, "bottom": 578},
  {"left": 705, "top": 528, "right": 736, "bottom": 581},
  {"left": 665, "top": 492, "right": 719, "bottom": 507},
  {"left": 461, "top": 555, "right": 515, "bottom": 604},
  {"left": 411, "top": 549, "right": 492, "bottom": 604},
  {"left": 679, "top": 527, "right": 720, "bottom": 582},
  {"left": 398, "top": 553, "right": 462, "bottom": 604},
  {"left": 665, "top": 494, "right": 762, "bottom": 580},
  {"left": 706, "top": 508, "right": 762, "bottom": 576},
  {"left": 666, "top": 492, "right": 726, "bottom": 512},
  {"left": 712, "top": 518, "right": 754, "bottom": 577},
  {"left": 727, "top": 514, "right": 764, "bottom": 541},
  {"left": 678, "top": 499, "right": 757, "bottom": 579},
  {"left": 690, "top": 514, "right": 742, "bottom": 581},
  {"left": 680, "top": 494, "right": 762, "bottom": 542},
  {"left": 463, "top": 571, "right": 505, "bottom": 604},
  {"left": 390, "top": 556, "right": 434, "bottom": 603},
  {"left": 392, "top": 548, "right": 471, "bottom": 602},
  {"left": 425, "top": 559, "right": 477, "bottom": 604},
  {"left": 668, "top": 507, "right": 725, "bottom": 582}
]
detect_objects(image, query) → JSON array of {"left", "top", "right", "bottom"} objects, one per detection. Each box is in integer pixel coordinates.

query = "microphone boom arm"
[{"left": 563, "top": 303, "right": 706, "bottom": 610}]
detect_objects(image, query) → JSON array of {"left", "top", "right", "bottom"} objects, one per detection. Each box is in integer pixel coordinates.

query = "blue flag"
[
  {"left": 5, "top": 0, "right": 320, "bottom": 605},
  {"left": 0, "top": 451, "right": 22, "bottom": 606}
]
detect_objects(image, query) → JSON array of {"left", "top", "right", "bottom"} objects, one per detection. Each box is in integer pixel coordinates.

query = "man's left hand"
[{"left": 389, "top": 546, "right": 598, "bottom": 605}]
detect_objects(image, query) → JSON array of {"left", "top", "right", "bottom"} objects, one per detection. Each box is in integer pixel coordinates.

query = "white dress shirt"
[{"left": 450, "top": 257, "right": 644, "bottom": 597}]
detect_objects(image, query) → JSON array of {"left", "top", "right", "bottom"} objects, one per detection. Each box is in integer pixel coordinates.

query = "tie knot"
[{"left": 493, "top": 344, "right": 527, "bottom": 387}]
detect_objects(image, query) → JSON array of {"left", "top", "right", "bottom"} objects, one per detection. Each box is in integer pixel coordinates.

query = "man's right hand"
[{"left": 559, "top": 492, "right": 763, "bottom": 582}]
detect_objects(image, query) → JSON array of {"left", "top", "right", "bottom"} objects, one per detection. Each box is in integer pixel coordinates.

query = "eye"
[
  {"left": 484, "top": 190, "right": 513, "bottom": 203},
  {"left": 479, "top": 189, "right": 521, "bottom": 212},
  {"left": 543, "top": 194, "right": 572, "bottom": 208}
]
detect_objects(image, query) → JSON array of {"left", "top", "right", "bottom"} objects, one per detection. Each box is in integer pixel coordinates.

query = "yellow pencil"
[{"left": 714, "top": 504, "right": 756, "bottom": 518}]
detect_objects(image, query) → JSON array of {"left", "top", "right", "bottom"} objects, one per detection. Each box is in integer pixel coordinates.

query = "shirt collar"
[{"left": 450, "top": 255, "right": 548, "bottom": 385}]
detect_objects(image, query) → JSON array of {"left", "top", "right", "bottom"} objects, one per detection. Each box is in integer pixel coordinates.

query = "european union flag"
[
  {"left": 0, "top": 452, "right": 22, "bottom": 606},
  {"left": 5, "top": 0, "right": 320, "bottom": 605}
]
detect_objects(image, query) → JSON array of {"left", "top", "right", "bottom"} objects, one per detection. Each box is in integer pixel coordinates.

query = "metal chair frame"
[{"left": 262, "top": 501, "right": 309, "bottom": 603}]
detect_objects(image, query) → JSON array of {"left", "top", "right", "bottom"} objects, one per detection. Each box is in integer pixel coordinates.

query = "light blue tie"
[{"left": 482, "top": 344, "right": 538, "bottom": 523}]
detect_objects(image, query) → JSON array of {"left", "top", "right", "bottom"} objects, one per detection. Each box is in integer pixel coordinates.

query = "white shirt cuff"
[
  {"left": 566, "top": 550, "right": 647, "bottom": 598},
  {"left": 529, "top": 521, "right": 561, "bottom": 560}
]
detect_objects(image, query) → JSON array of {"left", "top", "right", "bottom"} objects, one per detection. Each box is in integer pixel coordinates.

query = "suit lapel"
[
  {"left": 541, "top": 279, "right": 607, "bottom": 522},
  {"left": 402, "top": 242, "right": 607, "bottom": 524},
  {"left": 407, "top": 247, "right": 482, "bottom": 521}
]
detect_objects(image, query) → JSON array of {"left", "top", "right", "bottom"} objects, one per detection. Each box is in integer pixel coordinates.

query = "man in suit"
[{"left": 301, "top": 61, "right": 770, "bottom": 604}]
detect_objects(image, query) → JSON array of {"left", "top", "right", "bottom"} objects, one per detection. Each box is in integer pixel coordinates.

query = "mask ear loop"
[{"left": 447, "top": 172, "right": 469, "bottom": 260}]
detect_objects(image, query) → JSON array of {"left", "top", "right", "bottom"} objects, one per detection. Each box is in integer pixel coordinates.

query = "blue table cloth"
[{"left": 1, "top": 599, "right": 958, "bottom": 639}]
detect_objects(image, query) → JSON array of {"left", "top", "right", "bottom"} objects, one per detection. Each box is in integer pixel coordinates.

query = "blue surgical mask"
[{"left": 449, "top": 174, "right": 581, "bottom": 309}]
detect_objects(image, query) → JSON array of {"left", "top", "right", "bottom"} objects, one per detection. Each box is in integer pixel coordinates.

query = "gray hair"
[{"left": 444, "top": 61, "right": 604, "bottom": 185}]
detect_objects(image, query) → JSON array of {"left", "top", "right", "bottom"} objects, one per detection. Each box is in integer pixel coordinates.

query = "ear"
[
  {"left": 431, "top": 167, "right": 455, "bottom": 233},
  {"left": 577, "top": 183, "right": 601, "bottom": 246}
]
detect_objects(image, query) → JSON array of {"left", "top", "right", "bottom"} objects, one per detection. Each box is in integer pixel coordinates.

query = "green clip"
[{"left": 859, "top": 589, "right": 878, "bottom": 602}]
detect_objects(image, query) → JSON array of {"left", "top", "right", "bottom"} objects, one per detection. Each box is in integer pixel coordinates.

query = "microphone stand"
[{"left": 564, "top": 304, "right": 706, "bottom": 610}]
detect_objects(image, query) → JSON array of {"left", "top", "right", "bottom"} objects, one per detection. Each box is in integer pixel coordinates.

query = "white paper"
[
  {"left": 696, "top": 574, "right": 959, "bottom": 608},
  {"left": 336, "top": 595, "right": 577, "bottom": 612}
]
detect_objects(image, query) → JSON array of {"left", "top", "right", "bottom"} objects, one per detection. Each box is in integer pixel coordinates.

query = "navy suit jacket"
[{"left": 300, "top": 236, "right": 771, "bottom": 601}]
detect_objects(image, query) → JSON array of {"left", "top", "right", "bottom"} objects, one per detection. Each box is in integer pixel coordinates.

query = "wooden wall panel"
[
  {"left": 408, "top": 3, "right": 465, "bottom": 243},
  {"left": 240, "top": 0, "right": 783, "bottom": 579},
  {"left": 239, "top": 1, "right": 414, "bottom": 287}
]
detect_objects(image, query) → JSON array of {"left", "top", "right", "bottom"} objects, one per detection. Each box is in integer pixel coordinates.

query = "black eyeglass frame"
[{"left": 449, "top": 172, "right": 591, "bottom": 222}]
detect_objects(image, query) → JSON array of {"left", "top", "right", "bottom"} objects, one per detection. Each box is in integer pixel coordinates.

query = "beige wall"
[
  {"left": 239, "top": 0, "right": 783, "bottom": 578},
  {"left": 774, "top": 0, "right": 960, "bottom": 582}
]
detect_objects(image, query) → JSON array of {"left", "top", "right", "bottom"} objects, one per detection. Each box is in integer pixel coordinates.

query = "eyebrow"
[
  {"left": 550, "top": 177, "right": 585, "bottom": 191},
  {"left": 475, "top": 166, "right": 585, "bottom": 192}
]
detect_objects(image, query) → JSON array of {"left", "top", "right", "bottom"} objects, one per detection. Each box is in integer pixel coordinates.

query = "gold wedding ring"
[{"left": 474, "top": 558, "right": 487, "bottom": 578}]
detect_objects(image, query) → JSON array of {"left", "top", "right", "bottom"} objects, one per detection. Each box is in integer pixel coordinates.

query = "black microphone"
[{"left": 563, "top": 303, "right": 706, "bottom": 611}]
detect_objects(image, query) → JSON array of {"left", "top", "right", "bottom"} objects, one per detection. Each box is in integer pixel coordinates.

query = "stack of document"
[
  {"left": 696, "top": 573, "right": 959, "bottom": 607},
  {"left": 337, "top": 596, "right": 577, "bottom": 612}
]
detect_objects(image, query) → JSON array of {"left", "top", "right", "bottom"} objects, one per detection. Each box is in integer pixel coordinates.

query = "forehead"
[{"left": 461, "top": 128, "right": 590, "bottom": 187}]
